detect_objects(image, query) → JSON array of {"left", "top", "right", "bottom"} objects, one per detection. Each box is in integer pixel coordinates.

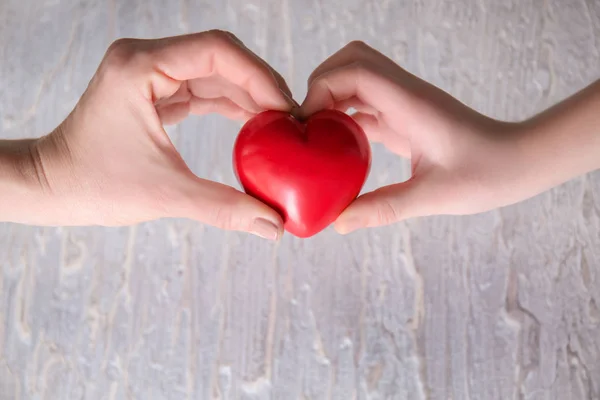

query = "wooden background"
[{"left": 1, "top": 0, "right": 600, "bottom": 399}]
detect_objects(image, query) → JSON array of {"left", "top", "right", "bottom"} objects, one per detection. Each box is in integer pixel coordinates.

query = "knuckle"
[
  {"left": 212, "top": 206, "right": 236, "bottom": 230},
  {"left": 187, "top": 185, "right": 248, "bottom": 231},
  {"left": 347, "top": 61, "right": 383, "bottom": 88},
  {"left": 209, "top": 196, "right": 243, "bottom": 231},
  {"left": 308, "top": 67, "right": 332, "bottom": 87},
  {"left": 346, "top": 40, "right": 371, "bottom": 53},
  {"left": 375, "top": 198, "right": 400, "bottom": 226},
  {"left": 102, "top": 38, "right": 152, "bottom": 76},
  {"left": 307, "top": 70, "right": 321, "bottom": 86},
  {"left": 308, "top": 41, "right": 373, "bottom": 86},
  {"left": 310, "top": 61, "right": 368, "bottom": 87},
  {"left": 347, "top": 60, "right": 371, "bottom": 76},
  {"left": 203, "top": 29, "right": 235, "bottom": 46},
  {"left": 104, "top": 38, "right": 137, "bottom": 67}
]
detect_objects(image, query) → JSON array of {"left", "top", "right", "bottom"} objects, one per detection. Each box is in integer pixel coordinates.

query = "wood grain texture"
[{"left": 1, "top": 0, "right": 600, "bottom": 399}]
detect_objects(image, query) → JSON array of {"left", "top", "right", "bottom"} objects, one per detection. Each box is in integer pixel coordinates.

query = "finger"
[
  {"left": 300, "top": 62, "right": 406, "bottom": 118},
  {"left": 153, "top": 81, "right": 259, "bottom": 126},
  {"left": 154, "top": 81, "right": 191, "bottom": 107},
  {"left": 222, "top": 32, "right": 296, "bottom": 102},
  {"left": 177, "top": 177, "right": 284, "bottom": 240},
  {"left": 189, "top": 97, "right": 255, "bottom": 121},
  {"left": 351, "top": 112, "right": 411, "bottom": 157},
  {"left": 302, "top": 64, "right": 414, "bottom": 158},
  {"left": 270, "top": 69, "right": 295, "bottom": 103},
  {"left": 334, "top": 177, "right": 433, "bottom": 234},
  {"left": 157, "top": 102, "right": 191, "bottom": 125},
  {"left": 349, "top": 112, "right": 385, "bottom": 142},
  {"left": 308, "top": 41, "right": 403, "bottom": 88},
  {"left": 188, "top": 76, "right": 263, "bottom": 114},
  {"left": 150, "top": 30, "right": 295, "bottom": 111},
  {"left": 333, "top": 96, "right": 379, "bottom": 114}
]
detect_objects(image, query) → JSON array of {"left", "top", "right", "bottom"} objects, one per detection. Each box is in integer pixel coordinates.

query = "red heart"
[{"left": 233, "top": 109, "right": 371, "bottom": 238}]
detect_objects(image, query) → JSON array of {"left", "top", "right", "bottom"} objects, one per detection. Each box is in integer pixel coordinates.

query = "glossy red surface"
[{"left": 233, "top": 109, "right": 371, "bottom": 238}]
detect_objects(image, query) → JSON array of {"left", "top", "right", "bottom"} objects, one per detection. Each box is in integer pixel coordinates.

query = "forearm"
[
  {"left": 0, "top": 139, "right": 41, "bottom": 223},
  {"left": 519, "top": 79, "right": 600, "bottom": 190}
]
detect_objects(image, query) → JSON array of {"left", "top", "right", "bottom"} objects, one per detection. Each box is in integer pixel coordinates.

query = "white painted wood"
[{"left": 1, "top": 0, "right": 600, "bottom": 399}]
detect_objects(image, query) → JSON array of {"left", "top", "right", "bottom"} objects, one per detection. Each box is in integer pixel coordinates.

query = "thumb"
[
  {"left": 178, "top": 178, "right": 284, "bottom": 240},
  {"left": 334, "top": 178, "right": 432, "bottom": 234}
]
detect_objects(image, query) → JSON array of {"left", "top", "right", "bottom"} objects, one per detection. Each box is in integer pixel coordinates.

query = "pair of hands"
[{"left": 8, "top": 31, "right": 543, "bottom": 239}]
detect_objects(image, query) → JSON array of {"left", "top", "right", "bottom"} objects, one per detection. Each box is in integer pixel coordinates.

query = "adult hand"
[{"left": 4, "top": 30, "right": 296, "bottom": 240}]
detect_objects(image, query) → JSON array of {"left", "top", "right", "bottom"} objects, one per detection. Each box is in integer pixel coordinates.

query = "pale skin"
[
  {"left": 300, "top": 41, "right": 600, "bottom": 233},
  {"left": 0, "top": 33, "right": 599, "bottom": 239},
  {"left": 0, "top": 31, "right": 295, "bottom": 241}
]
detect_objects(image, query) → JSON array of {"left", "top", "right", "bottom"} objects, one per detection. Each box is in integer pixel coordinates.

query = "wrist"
[
  {"left": 515, "top": 108, "right": 600, "bottom": 195},
  {"left": 0, "top": 139, "right": 46, "bottom": 223}
]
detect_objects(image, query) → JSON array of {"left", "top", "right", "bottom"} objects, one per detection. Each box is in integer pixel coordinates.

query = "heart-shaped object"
[{"left": 233, "top": 109, "right": 371, "bottom": 238}]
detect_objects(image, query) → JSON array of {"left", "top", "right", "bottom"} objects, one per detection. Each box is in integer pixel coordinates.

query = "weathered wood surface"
[{"left": 1, "top": 1, "right": 600, "bottom": 399}]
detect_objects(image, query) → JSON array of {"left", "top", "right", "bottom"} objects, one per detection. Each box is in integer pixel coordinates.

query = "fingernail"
[
  {"left": 335, "top": 217, "right": 365, "bottom": 235},
  {"left": 251, "top": 218, "right": 281, "bottom": 241},
  {"left": 290, "top": 106, "right": 302, "bottom": 120}
]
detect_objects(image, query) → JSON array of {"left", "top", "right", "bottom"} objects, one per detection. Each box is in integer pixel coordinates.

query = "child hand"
[{"left": 301, "top": 41, "right": 600, "bottom": 233}]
